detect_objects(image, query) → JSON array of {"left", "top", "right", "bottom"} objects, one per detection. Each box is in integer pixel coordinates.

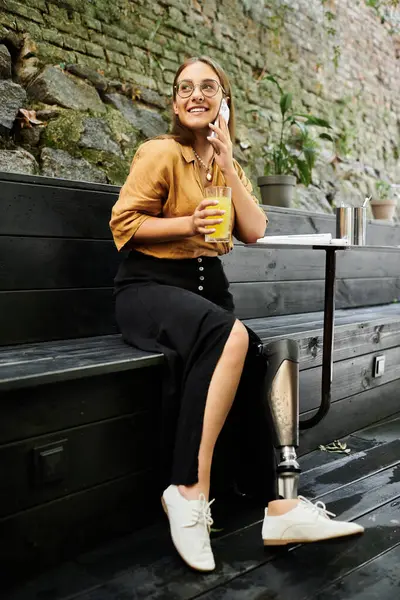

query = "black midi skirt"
[{"left": 114, "top": 250, "right": 277, "bottom": 500}]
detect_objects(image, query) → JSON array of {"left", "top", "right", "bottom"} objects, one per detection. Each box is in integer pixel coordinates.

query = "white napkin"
[{"left": 256, "top": 234, "right": 349, "bottom": 246}]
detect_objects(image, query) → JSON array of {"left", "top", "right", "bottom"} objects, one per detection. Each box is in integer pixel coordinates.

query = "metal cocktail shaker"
[
  {"left": 336, "top": 206, "right": 353, "bottom": 243},
  {"left": 336, "top": 206, "right": 367, "bottom": 245},
  {"left": 352, "top": 207, "right": 366, "bottom": 246}
]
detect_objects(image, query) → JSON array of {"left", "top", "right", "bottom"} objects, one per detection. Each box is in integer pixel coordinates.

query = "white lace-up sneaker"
[
  {"left": 262, "top": 495, "right": 364, "bottom": 546},
  {"left": 162, "top": 485, "right": 216, "bottom": 571}
]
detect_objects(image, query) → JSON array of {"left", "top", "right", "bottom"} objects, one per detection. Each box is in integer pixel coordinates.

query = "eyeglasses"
[{"left": 174, "top": 79, "right": 226, "bottom": 98}]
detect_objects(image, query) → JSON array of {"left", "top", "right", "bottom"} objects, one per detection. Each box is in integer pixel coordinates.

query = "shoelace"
[
  {"left": 183, "top": 494, "right": 215, "bottom": 532},
  {"left": 298, "top": 495, "right": 336, "bottom": 519}
]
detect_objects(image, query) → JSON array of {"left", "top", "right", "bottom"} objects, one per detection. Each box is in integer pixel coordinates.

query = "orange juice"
[{"left": 205, "top": 196, "right": 232, "bottom": 242}]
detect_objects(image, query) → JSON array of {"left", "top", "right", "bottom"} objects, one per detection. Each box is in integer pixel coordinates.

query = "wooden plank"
[
  {"left": 1, "top": 305, "right": 399, "bottom": 390},
  {"left": 0, "top": 368, "right": 161, "bottom": 444},
  {"left": 248, "top": 302, "right": 400, "bottom": 328},
  {"left": 299, "top": 438, "right": 400, "bottom": 498},
  {"left": 197, "top": 487, "right": 400, "bottom": 600},
  {"left": 1, "top": 561, "right": 101, "bottom": 599},
  {"left": 0, "top": 237, "right": 121, "bottom": 290},
  {"left": 313, "top": 462, "right": 400, "bottom": 523},
  {"left": 0, "top": 179, "right": 117, "bottom": 239},
  {"left": 232, "top": 278, "right": 400, "bottom": 319},
  {"left": 1, "top": 235, "right": 399, "bottom": 292},
  {"left": 299, "top": 343, "right": 400, "bottom": 414},
  {"left": 232, "top": 280, "right": 326, "bottom": 318},
  {"left": 5, "top": 416, "right": 398, "bottom": 596},
  {"left": 298, "top": 380, "right": 400, "bottom": 456},
  {"left": 1, "top": 173, "right": 399, "bottom": 246},
  {"left": 0, "top": 170, "right": 119, "bottom": 193},
  {"left": 299, "top": 434, "right": 379, "bottom": 473},
  {"left": 2, "top": 279, "right": 397, "bottom": 344},
  {"left": 0, "top": 337, "right": 163, "bottom": 391},
  {"left": 0, "top": 411, "right": 156, "bottom": 517},
  {"left": 252, "top": 317, "right": 400, "bottom": 371},
  {"left": 337, "top": 276, "right": 400, "bottom": 308},
  {"left": 71, "top": 466, "right": 400, "bottom": 600},
  {"left": 223, "top": 245, "right": 400, "bottom": 282},
  {"left": 0, "top": 288, "right": 117, "bottom": 344},
  {"left": 311, "top": 544, "right": 400, "bottom": 600},
  {"left": 352, "top": 414, "right": 400, "bottom": 443},
  {"left": 0, "top": 469, "right": 159, "bottom": 584}
]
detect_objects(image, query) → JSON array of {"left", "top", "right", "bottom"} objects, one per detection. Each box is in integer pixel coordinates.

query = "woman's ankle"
[
  {"left": 178, "top": 483, "right": 209, "bottom": 501},
  {"left": 267, "top": 498, "right": 299, "bottom": 516}
]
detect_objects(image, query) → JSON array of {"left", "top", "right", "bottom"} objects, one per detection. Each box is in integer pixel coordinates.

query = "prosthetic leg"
[{"left": 260, "top": 339, "right": 301, "bottom": 499}]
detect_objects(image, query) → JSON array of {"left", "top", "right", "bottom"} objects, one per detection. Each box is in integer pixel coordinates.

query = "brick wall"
[{"left": 0, "top": 0, "right": 399, "bottom": 210}]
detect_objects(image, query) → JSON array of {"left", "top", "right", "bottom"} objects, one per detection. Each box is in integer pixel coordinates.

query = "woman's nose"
[{"left": 191, "top": 83, "right": 204, "bottom": 100}]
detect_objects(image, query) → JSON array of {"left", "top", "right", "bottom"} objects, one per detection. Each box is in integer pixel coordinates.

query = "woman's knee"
[{"left": 226, "top": 320, "right": 249, "bottom": 357}]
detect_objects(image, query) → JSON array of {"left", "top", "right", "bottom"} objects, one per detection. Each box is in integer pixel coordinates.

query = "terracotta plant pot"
[
  {"left": 257, "top": 175, "right": 296, "bottom": 207},
  {"left": 370, "top": 199, "right": 397, "bottom": 221}
]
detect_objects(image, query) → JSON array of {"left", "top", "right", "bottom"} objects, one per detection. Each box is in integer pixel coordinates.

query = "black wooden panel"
[
  {"left": 0, "top": 470, "right": 159, "bottom": 584},
  {"left": 3, "top": 305, "right": 400, "bottom": 390},
  {"left": 336, "top": 277, "right": 400, "bottom": 308},
  {"left": 0, "top": 237, "right": 121, "bottom": 290},
  {"left": 0, "top": 288, "right": 116, "bottom": 344},
  {"left": 0, "top": 170, "right": 118, "bottom": 192},
  {"left": 63, "top": 447, "right": 400, "bottom": 600},
  {"left": 300, "top": 438, "right": 400, "bottom": 499},
  {"left": 0, "top": 411, "right": 156, "bottom": 517},
  {"left": 298, "top": 379, "right": 400, "bottom": 456},
  {"left": 198, "top": 478, "right": 400, "bottom": 600},
  {"left": 232, "top": 280, "right": 325, "bottom": 318},
  {"left": 5, "top": 279, "right": 388, "bottom": 344},
  {"left": 0, "top": 367, "right": 161, "bottom": 445},
  {"left": 285, "top": 319, "right": 400, "bottom": 370},
  {"left": 223, "top": 245, "right": 400, "bottom": 282},
  {"left": 313, "top": 545, "right": 400, "bottom": 600},
  {"left": 1, "top": 173, "right": 399, "bottom": 247},
  {"left": 0, "top": 337, "right": 163, "bottom": 391},
  {"left": 0, "top": 179, "right": 117, "bottom": 239},
  {"left": 233, "top": 278, "right": 400, "bottom": 319},
  {"left": 1, "top": 236, "right": 399, "bottom": 292},
  {"left": 300, "top": 344, "right": 400, "bottom": 414}
]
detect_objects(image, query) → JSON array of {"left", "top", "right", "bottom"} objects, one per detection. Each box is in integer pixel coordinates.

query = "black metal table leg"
[{"left": 300, "top": 248, "right": 337, "bottom": 429}]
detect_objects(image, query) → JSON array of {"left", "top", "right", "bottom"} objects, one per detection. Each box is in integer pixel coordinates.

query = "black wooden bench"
[{"left": 1, "top": 171, "right": 400, "bottom": 581}]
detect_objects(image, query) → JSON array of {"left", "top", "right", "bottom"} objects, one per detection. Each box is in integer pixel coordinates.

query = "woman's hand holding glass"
[{"left": 189, "top": 199, "right": 225, "bottom": 236}]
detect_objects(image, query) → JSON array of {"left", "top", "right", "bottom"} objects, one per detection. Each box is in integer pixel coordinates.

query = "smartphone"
[{"left": 210, "top": 98, "right": 230, "bottom": 138}]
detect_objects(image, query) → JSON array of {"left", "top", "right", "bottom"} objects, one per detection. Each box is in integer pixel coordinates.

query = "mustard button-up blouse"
[{"left": 110, "top": 138, "right": 266, "bottom": 259}]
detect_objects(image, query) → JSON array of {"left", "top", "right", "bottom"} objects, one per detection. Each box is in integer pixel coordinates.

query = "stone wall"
[{"left": 0, "top": 0, "right": 399, "bottom": 217}]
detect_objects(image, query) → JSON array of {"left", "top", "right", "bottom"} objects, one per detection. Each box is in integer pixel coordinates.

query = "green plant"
[
  {"left": 261, "top": 75, "right": 334, "bottom": 186},
  {"left": 374, "top": 179, "right": 392, "bottom": 200}
]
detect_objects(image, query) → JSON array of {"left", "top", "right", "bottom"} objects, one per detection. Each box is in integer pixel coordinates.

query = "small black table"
[{"left": 248, "top": 243, "right": 400, "bottom": 429}]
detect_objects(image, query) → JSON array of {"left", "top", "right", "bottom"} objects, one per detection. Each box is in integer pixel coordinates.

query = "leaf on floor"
[{"left": 319, "top": 440, "right": 351, "bottom": 454}]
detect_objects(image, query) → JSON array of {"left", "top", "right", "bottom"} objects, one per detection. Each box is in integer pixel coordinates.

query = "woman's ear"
[
  {"left": 173, "top": 101, "right": 178, "bottom": 115},
  {"left": 225, "top": 96, "right": 230, "bottom": 107}
]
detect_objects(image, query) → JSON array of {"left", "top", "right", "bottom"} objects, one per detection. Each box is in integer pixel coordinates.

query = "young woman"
[{"left": 110, "top": 56, "right": 363, "bottom": 572}]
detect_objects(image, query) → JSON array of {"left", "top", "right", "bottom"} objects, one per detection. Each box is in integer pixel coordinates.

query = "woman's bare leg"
[
  {"left": 178, "top": 320, "right": 301, "bottom": 512},
  {"left": 179, "top": 319, "right": 249, "bottom": 500}
]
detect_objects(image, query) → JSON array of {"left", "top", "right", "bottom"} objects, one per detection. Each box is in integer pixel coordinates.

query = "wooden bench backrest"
[{"left": 1, "top": 172, "right": 400, "bottom": 345}]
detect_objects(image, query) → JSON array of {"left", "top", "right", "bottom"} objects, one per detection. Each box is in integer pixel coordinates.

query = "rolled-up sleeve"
[{"left": 110, "top": 141, "right": 169, "bottom": 250}]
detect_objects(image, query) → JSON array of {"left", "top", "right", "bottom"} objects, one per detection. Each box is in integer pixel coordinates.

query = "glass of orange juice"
[{"left": 204, "top": 186, "right": 232, "bottom": 243}]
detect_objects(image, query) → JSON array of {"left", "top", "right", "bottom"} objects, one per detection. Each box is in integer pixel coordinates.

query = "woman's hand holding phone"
[
  {"left": 210, "top": 99, "right": 230, "bottom": 138},
  {"left": 207, "top": 101, "right": 234, "bottom": 174}
]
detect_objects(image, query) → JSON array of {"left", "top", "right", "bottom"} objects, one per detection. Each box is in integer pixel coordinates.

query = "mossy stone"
[
  {"left": 80, "top": 148, "right": 132, "bottom": 185},
  {"left": 42, "top": 110, "right": 84, "bottom": 155}
]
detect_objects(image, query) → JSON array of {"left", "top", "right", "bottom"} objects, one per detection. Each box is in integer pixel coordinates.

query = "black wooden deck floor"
[{"left": 4, "top": 414, "right": 400, "bottom": 600}]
